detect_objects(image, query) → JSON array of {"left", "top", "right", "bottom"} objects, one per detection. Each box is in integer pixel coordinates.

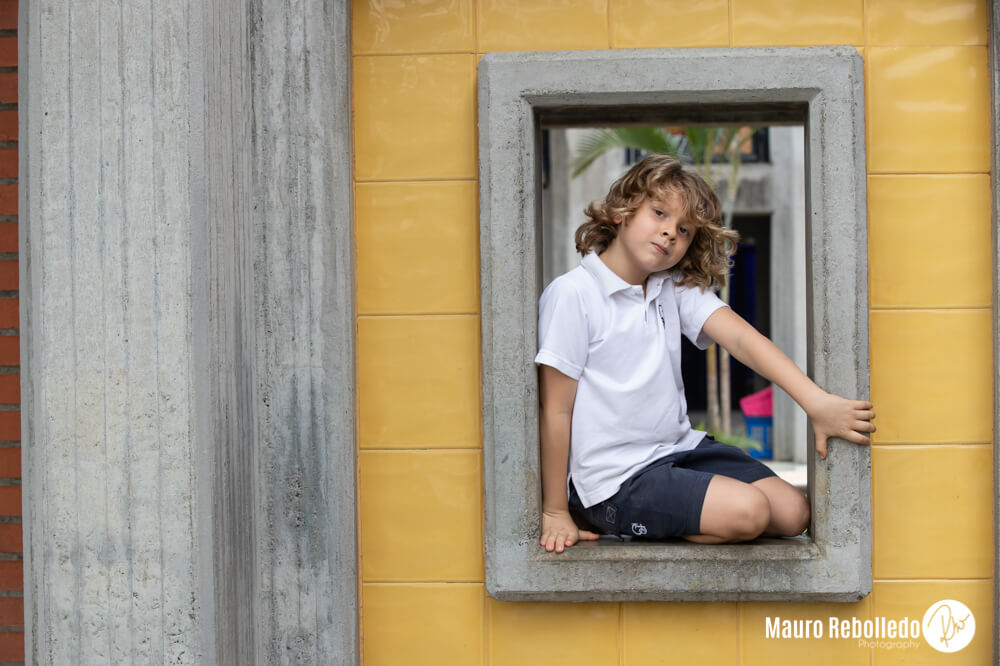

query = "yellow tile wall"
[
  {"left": 872, "top": 581, "right": 993, "bottom": 665},
  {"left": 487, "top": 599, "right": 620, "bottom": 664},
  {"left": 353, "top": 1, "right": 994, "bottom": 663},
  {"left": 741, "top": 599, "right": 872, "bottom": 665}
]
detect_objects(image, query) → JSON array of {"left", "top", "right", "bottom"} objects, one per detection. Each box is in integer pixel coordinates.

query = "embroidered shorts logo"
[
  {"left": 631, "top": 522, "right": 647, "bottom": 536},
  {"left": 922, "top": 599, "right": 974, "bottom": 653}
]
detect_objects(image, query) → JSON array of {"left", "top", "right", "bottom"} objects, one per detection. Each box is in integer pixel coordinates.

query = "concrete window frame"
[{"left": 479, "top": 47, "right": 870, "bottom": 602}]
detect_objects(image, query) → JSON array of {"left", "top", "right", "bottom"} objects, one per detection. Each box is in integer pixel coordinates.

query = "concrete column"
[
  {"left": 20, "top": 1, "right": 214, "bottom": 662},
  {"left": 20, "top": 1, "right": 358, "bottom": 664},
  {"left": 248, "top": 1, "right": 357, "bottom": 663},
  {"left": 769, "top": 126, "right": 808, "bottom": 464}
]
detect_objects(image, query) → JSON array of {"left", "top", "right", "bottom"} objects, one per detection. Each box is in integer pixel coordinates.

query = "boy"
[{"left": 536, "top": 155, "right": 875, "bottom": 552}]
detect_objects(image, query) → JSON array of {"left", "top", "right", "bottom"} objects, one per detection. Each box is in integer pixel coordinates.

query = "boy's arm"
[
  {"left": 538, "top": 364, "right": 599, "bottom": 552},
  {"left": 701, "top": 306, "right": 875, "bottom": 459}
]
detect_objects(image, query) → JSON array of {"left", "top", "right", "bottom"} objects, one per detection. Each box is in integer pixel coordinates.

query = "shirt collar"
[{"left": 581, "top": 252, "right": 670, "bottom": 299}]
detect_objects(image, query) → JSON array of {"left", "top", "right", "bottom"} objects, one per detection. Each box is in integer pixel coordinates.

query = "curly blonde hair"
[{"left": 574, "top": 154, "right": 739, "bottom": 290}]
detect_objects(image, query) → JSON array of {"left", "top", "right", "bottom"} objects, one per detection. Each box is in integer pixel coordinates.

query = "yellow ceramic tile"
[
  {"left": 488, "top": 598, "right": 619, "bottom": 665},
  {"left": 867, "top": 47, "right": 990, "bottom": 174},
  {"left": 358, "top": 315, "right": 481, "bottom": 448},
  {"left": 872, "top": 581, "right": 991, "bottom": 665},
  {"left": 354, "top": 55, "right": 476, "bottom": 181},
  {"left": 611, "top": 0, "right": 728, "bottom": 48},
  {"left": 356, "top": 181, "right": 479, "bottom": 315},
  {"left": 352, "top": 0, "right": 475, "bottom": 54},
  {"left": 732, "top": 0, "right": 864, "bottom": 46},
  {"left": 867, "top": 0, "right": 988, "bottom": 46},
  {"left": 872, "top": 446, "right": 993, "bottom": 580},
  {"left": 741, "top": 599, "right": 871, "bottom": 665},
  {"left": 478, "top": 0, "right": 608, "bottom": 52},
  {"left": 360, "top": 450, "right": 483, "bottom": 581},
  {"left": 623, "top": 602, "right": 738, "bottom": 664},
  {"left": 868, "top": 175, "right": 992, "bottom": 308},
  {"left": 362, "top": 583, "right": 484, "bottom": 666},
  {"left": 869, "top": 310, "right": 992, "bottom": 444}
]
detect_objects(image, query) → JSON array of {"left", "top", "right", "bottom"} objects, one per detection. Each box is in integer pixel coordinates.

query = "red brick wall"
[{"left": 0, "top": 1, "right": 21, "bottom": 662}]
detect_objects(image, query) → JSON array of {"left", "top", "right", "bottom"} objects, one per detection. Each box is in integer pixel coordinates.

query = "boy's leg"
[
  {"left": 751, "top": 476, "right": 810, "bottom": 537},
  {"left": 673, "top": 437, "right": 806, "bottom": 541},
  {"left": 683, "top": 474, "right": 771, "bottom": 544}
]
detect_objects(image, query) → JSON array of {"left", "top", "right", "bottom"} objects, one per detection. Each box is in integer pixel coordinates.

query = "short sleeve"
[
  {"left": 674, "top": 280, "right": 727, "bottom": 350},
  {"left": 534, "top": 277, "right": 589, "bottom": 380}
]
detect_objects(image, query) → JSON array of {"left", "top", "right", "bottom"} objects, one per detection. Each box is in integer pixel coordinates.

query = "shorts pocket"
[
  {"left": 621, "top": 502, "right": 674, "bottom": 539},
  {"left": 621, "top": 472, "right": 681, "bottom": 539}
]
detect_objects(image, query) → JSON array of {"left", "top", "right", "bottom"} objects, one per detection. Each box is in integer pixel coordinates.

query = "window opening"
[{"left": 541, "top": 124, "right": 808, "bottom": 478}]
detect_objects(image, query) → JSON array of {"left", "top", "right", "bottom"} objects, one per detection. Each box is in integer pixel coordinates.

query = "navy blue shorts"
[{"left": 568, "top": 437, "right": 777, "bottom": 540}]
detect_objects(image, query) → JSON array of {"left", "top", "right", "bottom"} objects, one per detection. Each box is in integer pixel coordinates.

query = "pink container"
[{"left": 739, "top": 385, "right": 773, "bottom": 418}]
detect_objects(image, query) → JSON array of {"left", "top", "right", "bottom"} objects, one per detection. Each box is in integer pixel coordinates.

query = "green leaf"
[{"left": 571, "top": 128, "right": 682, "bottom": 177}]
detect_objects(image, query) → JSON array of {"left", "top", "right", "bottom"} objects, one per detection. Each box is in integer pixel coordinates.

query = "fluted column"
[
  {"left": 21, "top": 1, "right": 211, "bottom": 662},
  {"left": 20, "top": 0, "right": 357, "bottom": 663},
  {"left": 248, "top": 0, "right": 357, "bottom": 663}
]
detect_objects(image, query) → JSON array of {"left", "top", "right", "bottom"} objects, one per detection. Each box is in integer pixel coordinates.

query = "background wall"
[{"left": 351, "top": 1, "right": 994, "bottom": 664}]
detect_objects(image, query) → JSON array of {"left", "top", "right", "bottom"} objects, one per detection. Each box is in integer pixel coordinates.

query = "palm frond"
[
  {"left": 571, "top": 128, "right": 681, "bottom": 177},
  {"left": 682, "top": 127, "right": 711, "bottom": 165}
]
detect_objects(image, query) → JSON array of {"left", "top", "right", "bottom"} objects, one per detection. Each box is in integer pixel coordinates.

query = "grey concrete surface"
[
  {"left": 21, "top": 1, "right": 357, "bottom": 664},
  {"left": 197, "top": 3, "right": 253, "bottom": 662},
  {"left": 769, "top": 126, "right": 809, "bottom": 464},
  {"left": 479, "top": 47, "right": 870, "bottom": 601},
  {"left": 247, "top": 1, "right": 357, "bottom": 663},
  {"left": 21, "top": 2, "right": 210, "bottom": 661}
]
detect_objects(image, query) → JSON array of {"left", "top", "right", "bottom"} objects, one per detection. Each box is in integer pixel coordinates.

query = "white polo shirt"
[{"left": 535, "top": 252, "right": 727, "bottom": 508}]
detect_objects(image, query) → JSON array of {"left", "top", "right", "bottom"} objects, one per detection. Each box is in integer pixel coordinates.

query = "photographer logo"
[{"left": 922, "top": 599, "right": 974, "bottom": 653}]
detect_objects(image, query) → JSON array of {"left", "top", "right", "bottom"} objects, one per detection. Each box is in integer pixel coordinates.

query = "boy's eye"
[
  {"left": 653, "top": 208, "right": 664, "bottom": 217},
  {"left": 679, "top": 226, "right": 689, "bottom": 235}
]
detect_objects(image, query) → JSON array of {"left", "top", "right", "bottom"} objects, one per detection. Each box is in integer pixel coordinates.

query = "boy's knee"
[
  {"left": 730, "top": 488, "right": 770, "bottom": 540},
  {"left": 772, "top": 490, "right": 810, "bottom": 537}
]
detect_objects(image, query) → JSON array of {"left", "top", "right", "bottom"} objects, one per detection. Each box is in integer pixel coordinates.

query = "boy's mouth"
[{"left": 651, "top": 242, "right": 668, "bottom": 256}]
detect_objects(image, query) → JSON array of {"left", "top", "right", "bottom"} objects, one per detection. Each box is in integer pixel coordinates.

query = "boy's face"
[{"left": 606, "top": 192, "right": 694, "bottom": 283}]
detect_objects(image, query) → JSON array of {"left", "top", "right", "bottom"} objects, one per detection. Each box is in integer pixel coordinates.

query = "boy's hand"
[
  {"left": 806, "top": 391, "right": 876, "bottom": 460},
  {"left": 540, "top": 509, "right": 599, "bottom": 553}
]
